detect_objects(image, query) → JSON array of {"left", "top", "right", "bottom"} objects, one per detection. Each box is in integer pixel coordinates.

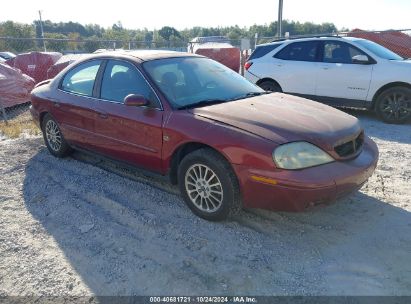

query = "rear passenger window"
[
  {"left": 274, "top": 41, "right": 319, "bottom": 62},
  {"left": 61, "top": 60, "right": 101, "bottom": 96},
  {"left": 249, "top": 43, "right": 283, "bottom": 60}
]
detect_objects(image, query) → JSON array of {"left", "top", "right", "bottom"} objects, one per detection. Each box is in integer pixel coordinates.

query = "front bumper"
[{"left": 233, "top": 136, "right": 379, "bottom": 212}]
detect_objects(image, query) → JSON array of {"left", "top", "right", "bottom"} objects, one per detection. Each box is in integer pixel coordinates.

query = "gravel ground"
[{"left": 0, "top": 110, "right": 410, "bottom": 296}]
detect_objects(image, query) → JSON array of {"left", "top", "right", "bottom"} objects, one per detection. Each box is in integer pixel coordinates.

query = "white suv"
[{"left": 244, "top": 36, "right": 411, "bottom": 123}]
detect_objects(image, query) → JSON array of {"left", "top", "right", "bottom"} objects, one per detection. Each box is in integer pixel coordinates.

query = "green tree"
[
  {"left": 84, "top": 36, "right": 102, "bottom": 53},
  {"left": 158, "top": 26, "right": 181, "bottom": 42},
  {"left": 67, "top": 32, "right": 81, "bottom": 51},
  {"left": 144, "top": 31, "right": 153, "bottom": 48},
  {"left": 0, "top": 21, "right": 36, "bottom": 52},
  {"left": 227, "top": 25, "right": 243, "bottom": 41},
  {"left": 44, "top": 32, "right": 68, "bottom": 52},
  {"left": 1, "top": 19, "right": 343, "bottom": 53}
]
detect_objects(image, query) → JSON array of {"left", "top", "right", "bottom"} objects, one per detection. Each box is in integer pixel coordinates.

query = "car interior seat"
[
  {"left": 104, "top": 71, "right": 134, "bottom": 102},
  {"left": 331, "top": 47, "right": 351, "bottom": 63},
  {"left": 160, "top": 72, "right": 178, "bottom": 100}
]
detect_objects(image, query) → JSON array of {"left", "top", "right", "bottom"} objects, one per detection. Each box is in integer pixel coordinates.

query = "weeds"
[{"left": 0, "top": 112, "right": 40, "bottom": 139}]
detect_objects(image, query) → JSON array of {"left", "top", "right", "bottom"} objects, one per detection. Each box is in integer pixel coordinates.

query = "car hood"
[{"left": 189, "top": 93, "right": 362, "bottom": 152}]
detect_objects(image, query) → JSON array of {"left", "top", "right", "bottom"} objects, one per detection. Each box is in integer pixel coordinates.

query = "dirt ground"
[{"left": 0, "top": 110, "right": 410, "bottom": 296}]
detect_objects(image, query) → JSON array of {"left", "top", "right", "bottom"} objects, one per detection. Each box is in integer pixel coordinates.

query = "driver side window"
[
  {"left": 100, "top": 60, "right": 160, "bottom": 107},
  {"left": 323, "top": 41, "right": 367, "bottom": 64},
  {"left": 61, "top": 60, "right": 102, "bottom": 96}
]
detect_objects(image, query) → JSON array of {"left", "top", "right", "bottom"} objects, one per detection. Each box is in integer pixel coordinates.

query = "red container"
[
  {"left": 0, "top": 63, "right": 35, "bottom": 108},
  {"left": 6, "top": 51, "right": 62, "bottom": 84},
  {"left": 191, "top": 42, "right": 240, "bottom": 72},
  {"left": 47, "top": 54, "right": 86, "bottom": 79},
  {"left": 348, "top": 29, "right": 411, "bottom": 59}
]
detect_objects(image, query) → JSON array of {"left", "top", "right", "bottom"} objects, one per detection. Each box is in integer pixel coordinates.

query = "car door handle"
[
  {"left": 322, "top": 67, "right": 329, "bottom": 70},
  {"left": 98, "top": 112, "right": 108, "bottom": 119},
  {"left": 53, "top": 102, "right": 60, "bottom": 108}
]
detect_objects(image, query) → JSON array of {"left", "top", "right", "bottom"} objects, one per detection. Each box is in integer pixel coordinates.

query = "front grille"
[{"left": 334, "top": 132, "right": 364, "bottom": 158}]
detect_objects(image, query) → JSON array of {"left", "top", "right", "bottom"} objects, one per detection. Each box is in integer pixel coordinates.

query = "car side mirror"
[
  {"left": 352, "top": 54, "right": 370, "bottom": 64},
  {"left": 124, "top": 94, "right": 149, "bottom": 107}
]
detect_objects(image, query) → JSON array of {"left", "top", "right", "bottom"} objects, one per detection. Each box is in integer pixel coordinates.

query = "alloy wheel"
[
  {"left": 379, "top": 92, "right": 411, "bottom": 121},
  {"left": 184, "top": 164, "right": 224, "bottom": 213},
  {"left": 45, "top": 120, "right": 62, "bottom": 152}
]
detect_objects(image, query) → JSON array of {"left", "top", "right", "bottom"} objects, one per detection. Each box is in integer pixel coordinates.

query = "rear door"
[
  {"left": 270, "top": 41, "right": 320, "bottom": 95},
  {"left": 92, "top": 59, "right": 164, "bottom": 172},
  {"left": 53, "top": 59, "right": 103, "bottom": 149},
  {"left": 316, "top": 40, "right": 374, "bottom": 104}
]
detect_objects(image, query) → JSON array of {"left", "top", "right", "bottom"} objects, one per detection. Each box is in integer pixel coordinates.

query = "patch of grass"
[{"left": 0, "top": 112, "right": 41, "bottom": 139}]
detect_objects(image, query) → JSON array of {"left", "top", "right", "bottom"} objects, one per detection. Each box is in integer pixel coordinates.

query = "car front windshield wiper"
[
  {"left": 231, "top": 91, "right": 270, "bottom": 101},
  {"left": 177, "top": 92, "right": 270, "bottom": 110},
  {"left": 177, "top": 98, "right": 232, "bottom": 110}
]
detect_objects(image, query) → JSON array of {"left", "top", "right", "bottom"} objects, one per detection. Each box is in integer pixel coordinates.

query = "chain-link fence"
[
  {"left": 1, "top": 29, "right": 411, "bottom": 138},
  {"left": 0, "top": 35, "right": 255, "bottom": 134},
  {"left": 0, "top": 37, "right": 190, "bottom": 54}
]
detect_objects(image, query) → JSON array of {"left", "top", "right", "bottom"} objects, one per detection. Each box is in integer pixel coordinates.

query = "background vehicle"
[
  {"left": 0, "top": 51, "right": 16, "bottom": 61},
  {"left": 245, "top": 36, "right": 411, "bottom": 124},
  {"left": 30, "top": 51, "right": 378, "bottom": 221},
  {"left": 46, "top": 54, "right": 86, "bottom": 79},
  {"left": 0, "top": 62, "right": 35, "bottom": 108},
  {"left": 188, "top": 36, "right": 240, "bottom": 72},
  {"left": 6, "top": 51, "right": 62, "bottom": 84}
]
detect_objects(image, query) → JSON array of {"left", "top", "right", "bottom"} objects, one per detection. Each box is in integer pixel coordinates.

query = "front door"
[
  {"left": 93, "top": 59, "right": 164, "bottom": 173},
  {"left": 316, "top": 41, "right": 374, "bottom": 104}
]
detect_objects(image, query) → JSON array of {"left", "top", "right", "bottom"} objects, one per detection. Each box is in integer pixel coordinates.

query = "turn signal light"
[{"left": 251, "top": 175, "right": 278, "bottom": 185}]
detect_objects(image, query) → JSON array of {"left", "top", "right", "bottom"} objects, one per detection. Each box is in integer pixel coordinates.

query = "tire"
[
  {"left": 41, "top": 114, "right": 72, "bottom": 157},
  {"left": 375, "top": 86, "right": 411, "bottom": 124},
  {"left": 178, "top": 148, "right": 241, "bottom": 221},
  {"left": 258, "top": 80, "right": 282, "bottom": 92}
]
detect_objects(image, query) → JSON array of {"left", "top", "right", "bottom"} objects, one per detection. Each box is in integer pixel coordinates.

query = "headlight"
[{"left": 273, "top": 141, "right": 334, "bottom": 170}]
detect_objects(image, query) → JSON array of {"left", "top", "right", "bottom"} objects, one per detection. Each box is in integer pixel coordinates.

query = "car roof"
[
  {"left": 258, "top": 36, "right": 366, "bottom": 47},
  {"left": 87, "top": 50, "right": 202, "bottom": 62},
  {"left": 255, "top": 41, "right": 285, "bottom": 47}
]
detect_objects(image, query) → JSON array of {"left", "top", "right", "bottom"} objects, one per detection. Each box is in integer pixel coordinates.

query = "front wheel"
[
  {"left": 258, "top": 80, "right": 282, "bottom": 92},
  {"left": 42, "top": 114, "right": 72, "bottom": 157},
  {"left": 178, "top": 149, "right": 241, "bottom": 221},
  {"left": 375, "top": 86, "right": 411, "bottom": 124}
]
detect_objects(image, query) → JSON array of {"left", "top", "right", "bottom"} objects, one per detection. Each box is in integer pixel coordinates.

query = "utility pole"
[
  {"left": 38, "top": 10, "right": 46, "bottom": 52},
  {"left": 277, "top": 0, "right": 283, "bottom": 38}
]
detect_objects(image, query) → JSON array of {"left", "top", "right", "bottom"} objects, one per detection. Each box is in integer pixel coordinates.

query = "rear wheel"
[
  {"left": 258, "top": 80, "right": 282, "bottom": 92},
  {"left": 178, "top": 148, "right": 241, "bottom": 221},
  {"left": 42, "top": 114, "right": 72, "bottom": 157},
  {"left": 375, "top": 86, "right": 411, "bottom": 124}
]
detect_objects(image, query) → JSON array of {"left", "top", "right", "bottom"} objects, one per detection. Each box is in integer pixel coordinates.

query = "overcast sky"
[{"left": 1, "top": 0, "right": 410, "bottom": 31}]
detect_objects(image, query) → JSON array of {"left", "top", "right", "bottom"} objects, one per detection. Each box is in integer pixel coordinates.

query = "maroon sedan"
[{"left": 30, "top": 51, "right": 378, "bottom": 221}]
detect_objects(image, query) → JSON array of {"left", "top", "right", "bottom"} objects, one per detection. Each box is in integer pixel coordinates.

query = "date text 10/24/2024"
[{"left": 149, "top": 296, "right": 257, "bottom": 303}]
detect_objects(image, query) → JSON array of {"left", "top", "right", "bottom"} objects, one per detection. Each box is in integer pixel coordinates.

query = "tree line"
[{"left": 0, "top": 20, "right": 340, "bottom": 53}]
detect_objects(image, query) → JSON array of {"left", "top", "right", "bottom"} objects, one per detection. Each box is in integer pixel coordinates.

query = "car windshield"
[
  {"left": 143, "top": 57, "right": 265, "bottom": 109},
  {"left": 355, "top": 39, "right": 403, "bottom": 60}
]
